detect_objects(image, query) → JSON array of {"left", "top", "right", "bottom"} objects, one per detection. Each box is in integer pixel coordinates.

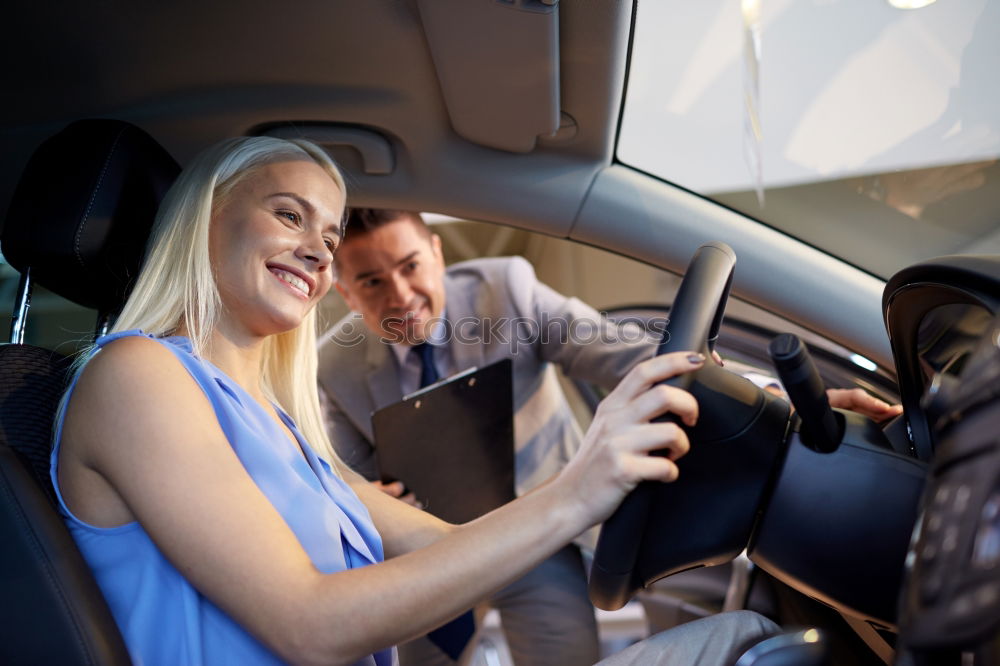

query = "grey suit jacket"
[{"left": 317, "top": 256, "right": 657, "bottom": 501}]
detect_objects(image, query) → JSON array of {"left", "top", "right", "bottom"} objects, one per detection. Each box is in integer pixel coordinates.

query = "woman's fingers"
[
  {"left": 626, "top": 383, "right": 699, "bottom": 427},
  {"left": 565, "top": 358, "right": 701, "bottom": 526},
  {"left": 604, "top": 352, "right": 705, "bottom": 408},
  {"left": 608, "top": 420, "right": 691, "bottom": 472},
  {"left": 624, "top": 454, "right": 680, "bottom": 483},
  {"left": 627, "top": 421, "right": 691, "bottom": 462},
  {"left": 604, "top": 422, "right": 689, "bottom": 489}
]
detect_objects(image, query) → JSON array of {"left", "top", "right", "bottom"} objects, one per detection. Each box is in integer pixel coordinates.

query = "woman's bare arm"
[
  {"left": 342, "top": 467, "right": 455, "bottom": 557},
  {"left": 60, "top": 336, "right": 700, "bottom": 665}
]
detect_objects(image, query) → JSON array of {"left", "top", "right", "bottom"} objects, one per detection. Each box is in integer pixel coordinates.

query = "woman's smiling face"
[{"left": 209, "top": 159, "right": 345, "bottom": 341}]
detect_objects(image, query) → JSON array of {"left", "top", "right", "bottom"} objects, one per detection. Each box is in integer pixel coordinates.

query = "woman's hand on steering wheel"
[{"left": 559, "top": 351, "right": 705, "bottom": 528}]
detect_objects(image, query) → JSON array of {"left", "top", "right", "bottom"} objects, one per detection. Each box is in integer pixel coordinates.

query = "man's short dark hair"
[
  {"left": 342, "top": 208, "right": 431, "bottom": 242},
  {"left": 334, "top": 208, "right": 434, "bottom": 271}
]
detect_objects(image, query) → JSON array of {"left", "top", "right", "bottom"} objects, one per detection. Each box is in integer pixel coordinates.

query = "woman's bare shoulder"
[
  {"left": 67, "top": 335, "right": 213, "bottom": 453},
  {"left": 60, "top": 335, "right": 225, "bottom": 524},
  {"left": 77, "top": 334, "right": 186, "bottom": 390}
]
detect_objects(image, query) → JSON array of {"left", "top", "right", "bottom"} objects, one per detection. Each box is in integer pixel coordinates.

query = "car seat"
[{"left": 0, "top": 118, "right": 179, "bottom": 664}]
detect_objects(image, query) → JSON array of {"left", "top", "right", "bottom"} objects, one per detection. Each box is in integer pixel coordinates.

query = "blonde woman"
[{"left": 51, "top": 136, "right": 777, "bottom": 665}]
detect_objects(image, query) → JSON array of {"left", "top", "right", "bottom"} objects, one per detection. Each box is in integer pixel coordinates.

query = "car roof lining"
[{"left": 1, "top": 0, "right": 628, "bottom": 215}]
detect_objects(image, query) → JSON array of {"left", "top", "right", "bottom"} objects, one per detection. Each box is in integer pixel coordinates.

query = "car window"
[{"left": 619, "top": 0, "right": 1000, "bottom": 279}]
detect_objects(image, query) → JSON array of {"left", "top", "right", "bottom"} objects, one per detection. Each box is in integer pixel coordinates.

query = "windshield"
[{"left": 618, "top": 0, "right": 1000, "bottom": 279}]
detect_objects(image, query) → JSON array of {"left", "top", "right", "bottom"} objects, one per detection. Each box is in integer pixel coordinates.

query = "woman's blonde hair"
[{"left": 109, "top": 135, "right": 345, "bottom": 463}]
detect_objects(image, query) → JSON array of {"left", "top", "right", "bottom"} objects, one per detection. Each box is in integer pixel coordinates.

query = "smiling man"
[
  {"left": 330, "top": 211, "right": 447, "bottom": 347},
  {"left": 317, "top": 208, "right": 659, "bottom": 666}
]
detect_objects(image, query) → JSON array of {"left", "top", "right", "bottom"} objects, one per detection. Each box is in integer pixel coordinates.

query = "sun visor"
[{"left": 416, "top": 0, "right": 561, "bottom": 153}]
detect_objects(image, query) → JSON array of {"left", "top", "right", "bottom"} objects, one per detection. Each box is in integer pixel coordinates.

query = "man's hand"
[
  {"left": 826, "top": 388, "right": 903, "bottom": 423},
  {"left": 372, "top": 480, "right": 424, "bottom": 509}
]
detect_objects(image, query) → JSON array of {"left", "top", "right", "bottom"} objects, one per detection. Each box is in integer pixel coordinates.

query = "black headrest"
[{"left": 1, "top": 119, "right": 180, "bottom": 314}]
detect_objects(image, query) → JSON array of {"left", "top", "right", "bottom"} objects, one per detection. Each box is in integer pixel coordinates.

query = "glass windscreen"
[{"left": 619, "top": 0, "right": 1000, "bottom": 279}]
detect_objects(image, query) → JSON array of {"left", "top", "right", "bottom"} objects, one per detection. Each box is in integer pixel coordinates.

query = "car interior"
[{"left": 2, "top": 1, "right": 999, "bottom": 665}]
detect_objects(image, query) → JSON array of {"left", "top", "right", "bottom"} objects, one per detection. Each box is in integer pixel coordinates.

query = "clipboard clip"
[{"left": 402, "top": 364, "right": 479, "bottom": 401}]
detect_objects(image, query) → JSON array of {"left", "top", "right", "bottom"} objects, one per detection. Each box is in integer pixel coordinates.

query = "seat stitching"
[{"left": 74, "top": 127, "right": 126, "bottom": 273}]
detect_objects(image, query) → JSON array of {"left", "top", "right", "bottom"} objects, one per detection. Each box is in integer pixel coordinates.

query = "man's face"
[{"left": 334, "top": 219, "right": 447, "bottom": 344}]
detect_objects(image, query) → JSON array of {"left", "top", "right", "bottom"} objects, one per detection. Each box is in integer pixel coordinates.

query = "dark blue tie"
[
  {"left": 412, "top": 342, "right": 440, "bottom": 388},
  {"left": 411, "top": 342, "right": 475, "bottom": 659}
]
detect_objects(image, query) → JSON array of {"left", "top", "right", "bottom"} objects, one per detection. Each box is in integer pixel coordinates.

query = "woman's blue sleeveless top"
[{"left": 50, "top": 331, "right": 395, "bottom": 665}]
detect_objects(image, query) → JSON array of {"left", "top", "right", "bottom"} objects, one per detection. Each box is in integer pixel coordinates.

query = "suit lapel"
[
  {"left": 365, "top": 339, "right": 402, "bottom": 423},
  {"left": 444, "top": 272, "right": 486, "bottom": 372}
]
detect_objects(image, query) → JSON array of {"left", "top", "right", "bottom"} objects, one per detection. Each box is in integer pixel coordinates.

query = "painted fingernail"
[{"left": 687, "top": 353, "right": 705, "bottom": 364}]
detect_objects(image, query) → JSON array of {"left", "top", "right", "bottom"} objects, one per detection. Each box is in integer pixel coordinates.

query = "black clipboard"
[{"left": 371, "top": 358, "right": 515, "bottom": 524}]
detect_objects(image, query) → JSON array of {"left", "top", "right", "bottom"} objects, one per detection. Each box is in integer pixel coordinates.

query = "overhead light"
[{"left": 887, "top": 0, "right": 937, "bottom": 8}]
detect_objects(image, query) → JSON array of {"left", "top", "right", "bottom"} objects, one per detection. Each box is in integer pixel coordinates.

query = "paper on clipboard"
[{"left": 371, "top": 358, "right": 515, "bottom": 524}]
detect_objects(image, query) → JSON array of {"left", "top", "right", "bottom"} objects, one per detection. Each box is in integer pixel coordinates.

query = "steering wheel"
[
  {"left": 588, "top": 241, "right": 915, "bottom": 622},
  {"left": 589, "top": 240, "right": 758, "bottom": 610}
]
